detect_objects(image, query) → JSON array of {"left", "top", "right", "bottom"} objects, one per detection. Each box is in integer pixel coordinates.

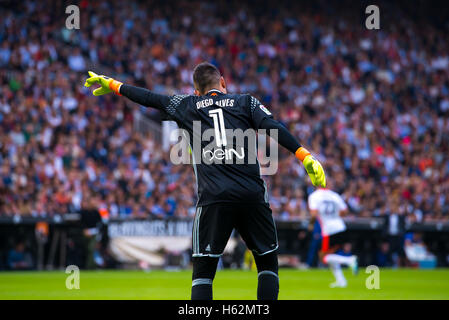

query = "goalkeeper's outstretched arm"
[
  {"left": 259, "top": 117, "right": 326, "bottom": 188},
  {"left": 119, "top": 84, "right": 171, "bottom": 110},
  {"left": 84, "top": 71, "right": 170, "bottom": 111}
]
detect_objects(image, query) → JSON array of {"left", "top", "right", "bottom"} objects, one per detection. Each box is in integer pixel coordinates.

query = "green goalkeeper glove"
[
  {"left": 295, "top": 147, "right": 326, "bottom": 188},
  {"left": 84, "top": 71, "right": 123, "bottom": 96}
]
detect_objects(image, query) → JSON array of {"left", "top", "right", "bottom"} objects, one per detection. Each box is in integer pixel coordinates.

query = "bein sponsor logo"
[
  {"left": 169, "top": 121, "right": 278, "bottom": 175},
  {"left": 202, "top": 147, "right": 245, "bottom": 162}
]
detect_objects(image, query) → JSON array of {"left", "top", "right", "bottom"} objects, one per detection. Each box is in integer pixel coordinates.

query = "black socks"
[
  {"left": 191, "top": 282, "right": 213, "bottom": 300},
  {"left": 257, "top": 271, "right": 279, "bottom": 300}
]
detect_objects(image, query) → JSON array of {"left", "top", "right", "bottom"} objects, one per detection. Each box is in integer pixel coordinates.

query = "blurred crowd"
[{"left": 0, "top": 0, "right": 448, "bottom": 221}]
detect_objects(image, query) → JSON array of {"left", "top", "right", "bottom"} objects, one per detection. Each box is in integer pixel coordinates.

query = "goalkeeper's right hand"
[
  {"left": 295, "top": 147, "right": 326, "bottom": 188},
  {"left": 84, "top": 71, "right": 123, "bottom": 96}
]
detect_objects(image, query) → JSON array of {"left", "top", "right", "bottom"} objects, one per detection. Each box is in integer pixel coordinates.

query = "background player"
[
  {"left": 308, "top": 183, "right": 358, "bottom": 288},
  {"left": 84, "top": 62, "right": 326, "bottom": 300}
]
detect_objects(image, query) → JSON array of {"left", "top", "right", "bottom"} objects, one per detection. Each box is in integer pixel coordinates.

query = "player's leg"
[
  {"left": 322, "top": 234, "right": 358, "bottom": 275},
  {"left": 319, "top": 235, "right": 345, "bottom": 287},
  {"left": 324, "top": 253, "right": 357, "bottom": 270},
  {"left": 236, "top": 203, "right": 279, "bottom": 300},
  {"left": 191, "top": 256, "right": 219, "bottom": 300},
  {"left": 324, "top": 253, "right": 354, "bottom": 265},
  {"left": 320, "top": 234, "right": 357, "bottom": 287},
  {"left": 253, "top": 250, "right": 279, "bottom": 300},
  {"left": 328, "top": 262, "right": 347, "bottom": 288},
  {"left": 191, "top": 204, "right": 234, "bottom": 300}
]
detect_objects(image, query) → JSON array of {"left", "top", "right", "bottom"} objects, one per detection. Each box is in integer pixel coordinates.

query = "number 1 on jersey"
[{"left": 208, "top": 108, "right": 227, "bottom": 147}]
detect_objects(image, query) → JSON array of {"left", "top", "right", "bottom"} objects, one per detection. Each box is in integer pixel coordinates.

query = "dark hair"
[{"left": 193, "top": 62, "right": 221, "bottom": 94}]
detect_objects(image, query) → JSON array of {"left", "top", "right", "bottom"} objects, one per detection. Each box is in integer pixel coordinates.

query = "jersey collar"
[{"left": 206, "top": 89, "right": 224, "bottom": 96}]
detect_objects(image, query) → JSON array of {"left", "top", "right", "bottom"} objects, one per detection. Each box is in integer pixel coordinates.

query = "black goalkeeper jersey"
[{"left": 161, "top": 90, "right": 274, "bottom": 206}]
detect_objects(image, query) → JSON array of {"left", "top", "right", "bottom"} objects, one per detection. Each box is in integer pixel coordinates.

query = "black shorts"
[
  {"left": 321, "top": 232, "right": 346, "bottom": 253},
  {"left": 192, "top": 202, "right": 278, "bottom": 257}
]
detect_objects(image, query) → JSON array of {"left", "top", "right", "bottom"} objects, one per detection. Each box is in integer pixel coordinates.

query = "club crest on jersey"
[{"left": 259, "top": 105, "right": 271, "bottom": 115}]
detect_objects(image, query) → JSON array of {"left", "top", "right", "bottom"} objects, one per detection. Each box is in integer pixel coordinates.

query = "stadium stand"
[{"left": 0, "top": 0, "right": 448, "bottom": 225}]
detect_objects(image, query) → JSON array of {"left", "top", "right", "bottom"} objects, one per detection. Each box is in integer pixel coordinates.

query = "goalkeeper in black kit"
[{"left": 84, "top": 62, "right": 326, "bottom": 300}]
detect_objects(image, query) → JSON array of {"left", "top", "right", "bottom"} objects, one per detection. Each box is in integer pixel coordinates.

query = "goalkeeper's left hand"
[
  {"left": 84, "top": 71, "right": 122, "bottom": 96},
  {"left": 295, "top": 147, "right": 326, "bottom": 188}
]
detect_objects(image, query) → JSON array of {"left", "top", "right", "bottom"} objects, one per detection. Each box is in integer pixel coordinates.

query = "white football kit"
[
  {"left": 308, "top": 188, "right": 347, "bottom": 236},
  {"left": 308, "top": 189, "right": 357, "bottom": 288}
]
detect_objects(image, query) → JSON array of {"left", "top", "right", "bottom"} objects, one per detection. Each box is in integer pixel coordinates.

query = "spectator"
[
  {"left": 376, "top": 242, "right": 393, "bottom": 267},
  {"left": 404, "top": 232, "right": 437, "bottom": 267},
  {"left": 7, "top": 241, "right": 33, "bottom": 270}
]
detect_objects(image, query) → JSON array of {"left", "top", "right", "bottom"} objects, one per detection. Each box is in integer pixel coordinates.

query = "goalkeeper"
[{"left": 84, "top": 63, "right": 325, "bottom": 300}]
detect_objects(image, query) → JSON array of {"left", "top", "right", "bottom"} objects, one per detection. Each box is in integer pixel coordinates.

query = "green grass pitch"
[{"left": 0, "top": 268, "right": 448, "bottom": 300}]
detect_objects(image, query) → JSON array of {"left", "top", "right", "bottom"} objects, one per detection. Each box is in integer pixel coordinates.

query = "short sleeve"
[
  {"left": 336, "top": 194, "right": 348, "bottom": 211},
  {"left": 248, "top": 95, "right": 273, "bottom": 129},
  {"left": 308, "top": 192, "right": 318, "bottom": 210}
]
